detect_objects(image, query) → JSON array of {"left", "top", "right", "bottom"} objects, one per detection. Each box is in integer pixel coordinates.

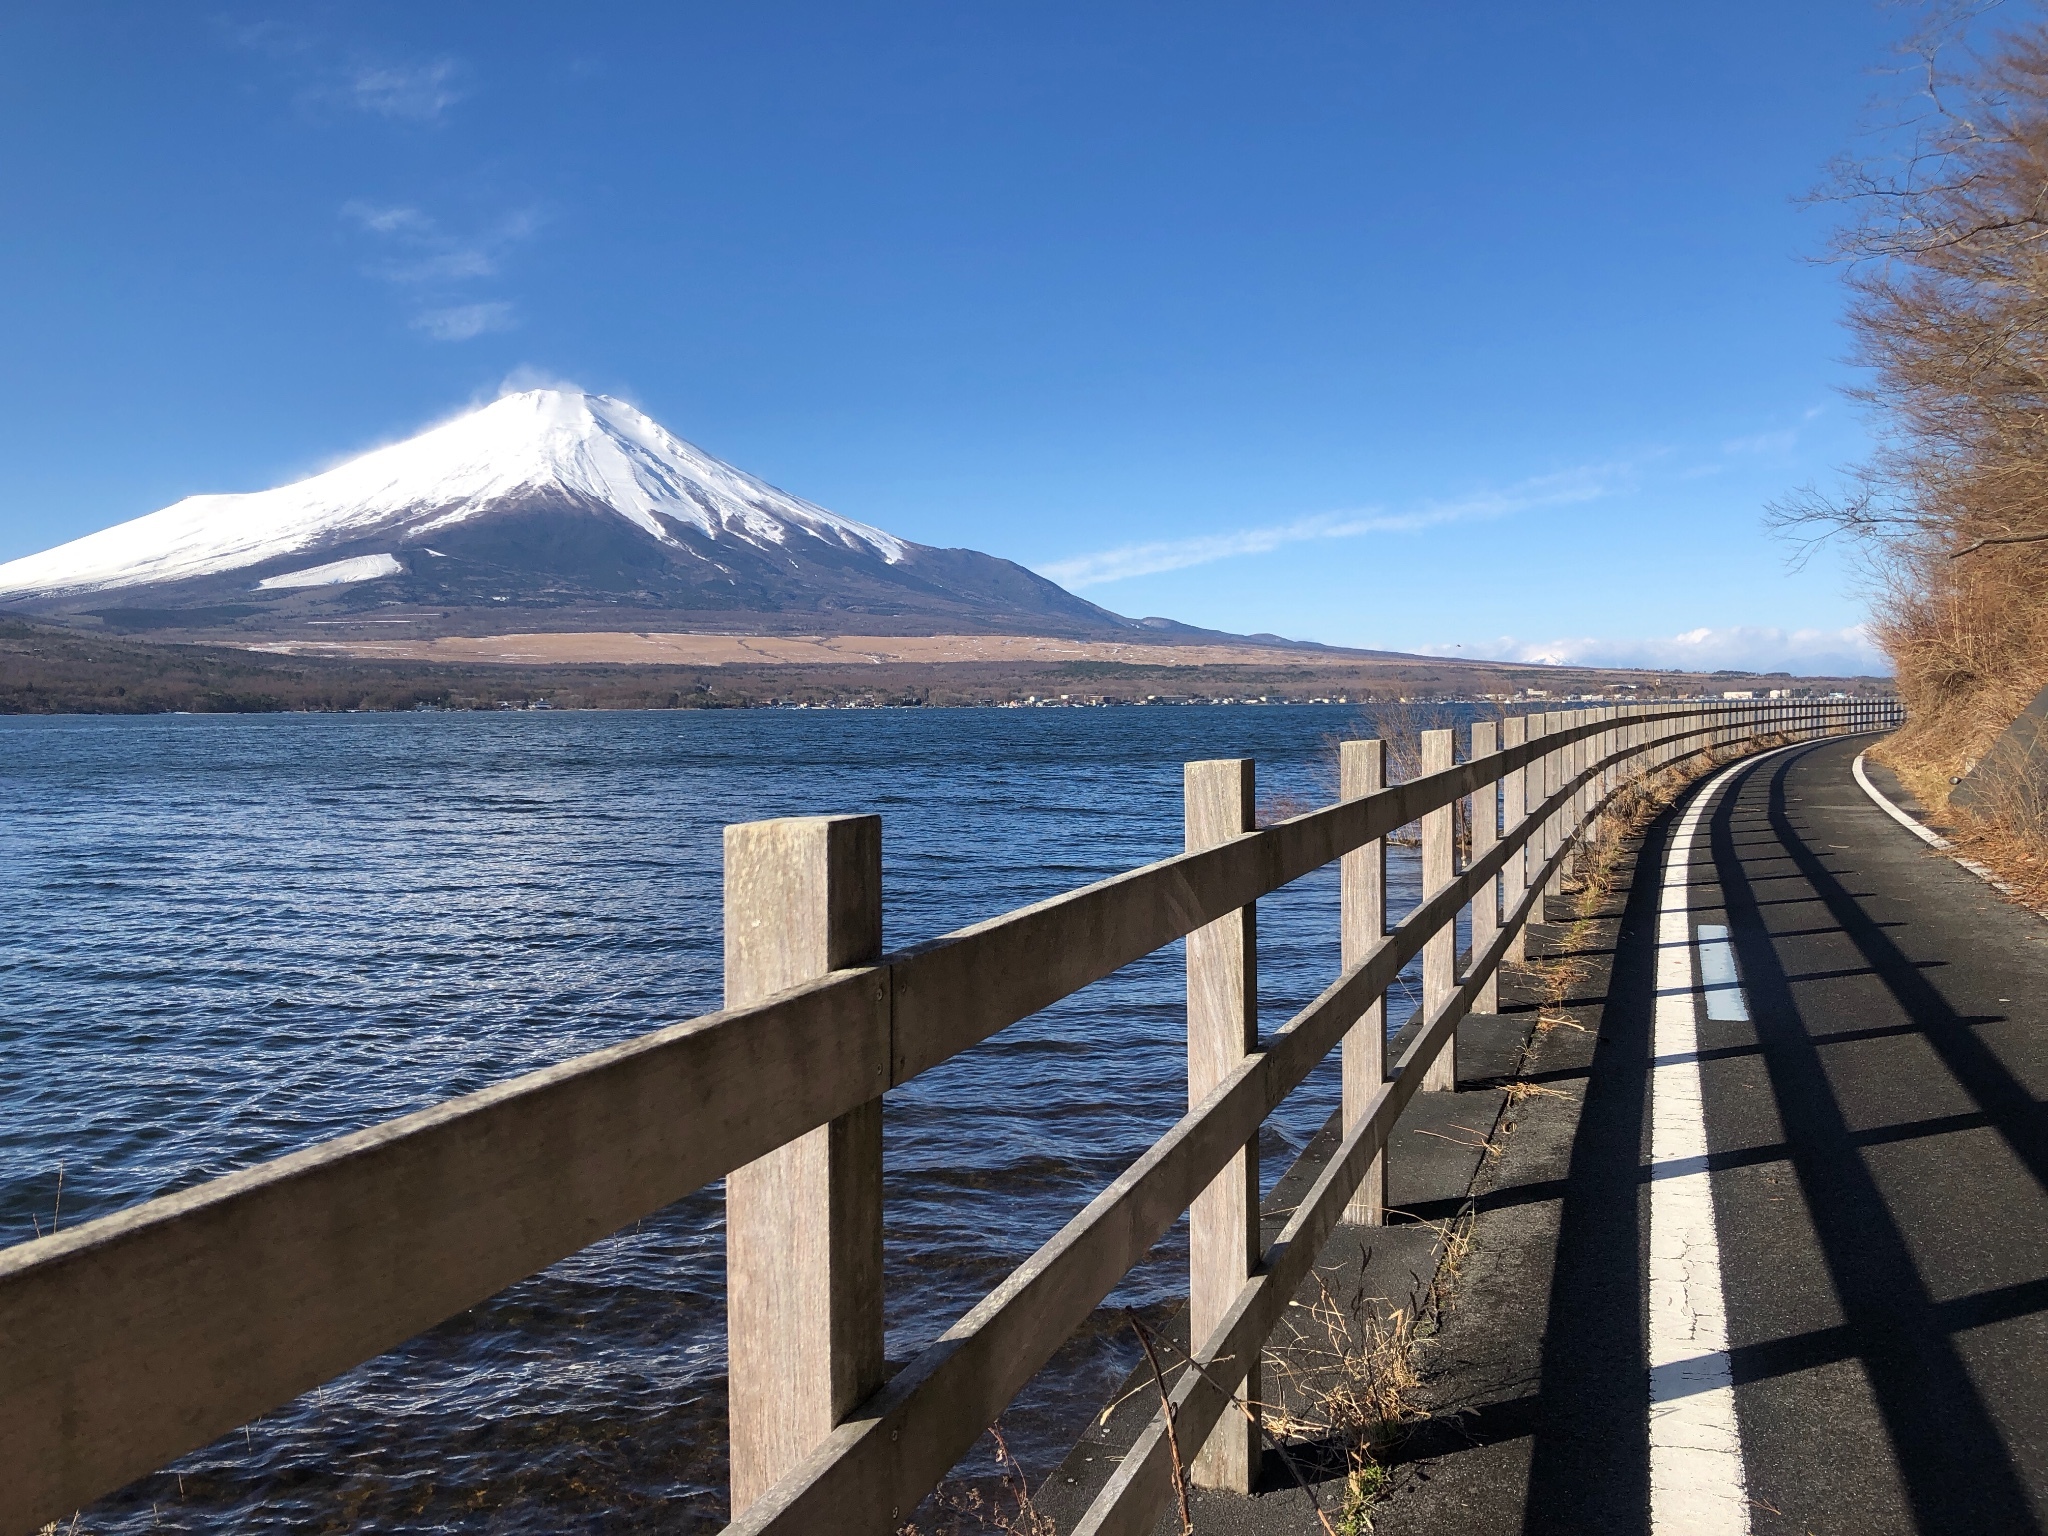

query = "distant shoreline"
[
  {"left": 239, "top": 628, "right": 1421, "bottom": 670},
  {"left": 0, "top": 616, "right": 1893, "bottom": 718}
]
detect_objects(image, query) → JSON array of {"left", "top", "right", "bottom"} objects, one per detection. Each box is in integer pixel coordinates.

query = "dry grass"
[
  {"left": 1415, "top": 1210, "right": 1478, "bottom": 1333},
  {"left": 1922, "top": 737, "right": 2048, "bottom": 909},
  {"left": 1263, "top": 1274, "right": 1429, "bottom": 1536},
  {"left": 899, "top": 1425, "right": 1056, "bottom": 1536},
  {"left": 1877, "top": 696, "right": 2048, "bottom": 909},
  {"left": 1081, "top": 1253, "right": 1454, "bottom": 1536},
  {"left": 1502, "top": 1079, "right": 1573, "bottom": 1108},
  {"left": 1873, "top": 553, "right": 2048, "bottom": 817},
  {"left": 1347, "top": 700, "right": 1484, "bottom": 849}
]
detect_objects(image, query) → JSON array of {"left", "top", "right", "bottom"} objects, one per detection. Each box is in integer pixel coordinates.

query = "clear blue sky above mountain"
[{"left": 0, "top": 3, "right": 1925, "bottom": 672}]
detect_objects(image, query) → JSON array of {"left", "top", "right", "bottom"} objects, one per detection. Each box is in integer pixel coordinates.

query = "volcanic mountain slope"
[{"left": 0, "top": 390, "right": 1189, "bottom": 641}]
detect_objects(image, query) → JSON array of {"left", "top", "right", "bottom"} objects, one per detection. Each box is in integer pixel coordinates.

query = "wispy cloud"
[
  {"left": 496, "top": 365, "right": 585, "bottom": 396},
  {"left": 1416, "top": 624, "right": 1888, "bottom": 677},
  {"left": 1719, "top": 405, "right": 1825, "bottom": 459},
  {"left": 1036, "top": 463, "right": 1629, "bottom": 589},
  {"left": 344, "top": 202, "right": 429, "bottom": 236},
  {"left": 220, "top": 21, "right": 470, "bottom": 125},
  {"left": 1721, "top": 428, "right": 1798, "bottom": 456},
  {"left": 342, "top": 202, "right": 539, "bottom": 284},
  {"left": 341, "top": 59, "right": 466, "bottom": 122},
  {"left": 413, "top": 302, "right": 518, "bottom": 342},
  {"left": 343, "top": 201, "right": 539, "bottom": 339}
]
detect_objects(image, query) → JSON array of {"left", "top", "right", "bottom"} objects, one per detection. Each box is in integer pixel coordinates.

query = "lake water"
[{"left": 0, "top": 705, "right": 1460, "bottom": 1532}]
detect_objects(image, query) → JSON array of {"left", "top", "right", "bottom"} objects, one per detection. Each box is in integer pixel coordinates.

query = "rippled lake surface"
[{"left": 0, "top": 705, "right": 1462, "bottom": 1532}]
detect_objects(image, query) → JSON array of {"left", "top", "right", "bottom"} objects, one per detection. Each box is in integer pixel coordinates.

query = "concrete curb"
[{"left": 1851, "top": 750, "right": 2045, "bottom": 917}]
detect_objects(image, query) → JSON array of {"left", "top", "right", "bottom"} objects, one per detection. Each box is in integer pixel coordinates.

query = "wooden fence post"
[
  {"left": 1470, "top": 721, "right": 1500, "bottom": 1013},
  {"left": 1572, "top": 709, "right": 1588, "bottom": 847},
  {"left": 1580, "top": 709, "right": 1598, "bottom": 837},
  {"left": 1502, "top": 714, "right": 1529, "bottom": 962},
  {"left": 725, "top": 815, "right": 887, "bottom": 1517},
  {"left": 1421, "top": 728, "right": 1457, "bottom": 1092},
  {"left": 1185, "top": 758, "right": 1260, "bottom": 1490},
  {"left": 1544, "top": 712, "right": 1568, "bottom": 904},
  {"left": 1554, "top": 711, "right": 1575, "bottom": 883},
  {"left": 1581, "top": 710, "right": 1595, "bottom": 842},
  {"left": 1598, "top": 706, "right": 1618, "bottom": 834},
  {"left": 1526, "top": 713, "right": 1549, "bottom": 925},
  {"left": 1570, "top": 709, "right": 1591, "bottom": 848},
  {"left": 1341, "top": 739, "right": 1388, "bottom": 1226},
  {"left": 1576, "top": 709, "right": 1593, "bottom": 859}
]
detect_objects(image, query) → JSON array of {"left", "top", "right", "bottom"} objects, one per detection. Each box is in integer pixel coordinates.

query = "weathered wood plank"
[
  {"left": 1420, "top": 728, "right": 1457, "bottom": 1092},
  {"left": 1340, "top": 738, "right": 1388, "bottom": 1226},
  {"left": 0, "top": 966, "right": 891, "bottom": 1536},
  {"left": 1501, "top": 712, "right": 1528, "bottom": 963},
  {"left": 1184, "top": 759, "right": 1260, "bottom": 1490},
  {"left": 726, "top": 816, "right": 887, "bottom": 1514},
  {"left": 1063, "top": 715, "right": 1796, "bottom": 1536},
  {"left": 1470, "top": 720, "right": 1500, "bottom": 1013}
]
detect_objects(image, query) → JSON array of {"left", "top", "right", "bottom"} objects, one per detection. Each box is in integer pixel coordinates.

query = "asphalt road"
[
  {"left": 1373, "top": 733, "right": 2048, "bottom": 1536},
  {"left": 1687, "top": 734, "right": 2048, "bottom": 1533}
]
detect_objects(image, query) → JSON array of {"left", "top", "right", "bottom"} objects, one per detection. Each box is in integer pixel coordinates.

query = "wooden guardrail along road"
[{"left": 0, "top": 698, "right": 1901, "bottom": 1535}]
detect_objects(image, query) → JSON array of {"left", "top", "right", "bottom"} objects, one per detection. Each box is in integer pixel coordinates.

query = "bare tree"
[{"left": 1776, "top": 2, "right": 2048, "bottom": 800}]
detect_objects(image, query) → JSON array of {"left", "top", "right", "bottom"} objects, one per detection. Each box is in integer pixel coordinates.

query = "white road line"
[
  {"left": 1850, "top": 750, "right": 1949, "bottom": 849},
  {"left": 1850, "top": 751, "right": 2037, "bottom": 907},
  {"left": 1648, "top": 747, "right": 1795, "bottom": 1535}
]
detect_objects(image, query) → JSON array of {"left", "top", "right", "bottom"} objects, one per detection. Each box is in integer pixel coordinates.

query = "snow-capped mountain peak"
[{"left": 0, "top": 390, "right": 907, "bottom": 598}]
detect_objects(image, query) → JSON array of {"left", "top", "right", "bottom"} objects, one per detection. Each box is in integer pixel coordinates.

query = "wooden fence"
[{"left": 0, "top": 699, "right": 1900, "bottom": 1535}]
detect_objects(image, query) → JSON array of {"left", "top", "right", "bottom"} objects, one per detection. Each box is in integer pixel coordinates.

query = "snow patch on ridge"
[
  {"left": 0, "top": 390, "right": 909, "bottom": 598},
  {"left": 256, "top": 553, "right": 405, "bottom": 589}
]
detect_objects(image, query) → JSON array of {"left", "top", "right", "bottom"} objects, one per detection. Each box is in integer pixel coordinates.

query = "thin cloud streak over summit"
[
  {"left": 1037, "top": 463, "right": 1631, "bottom": 589},
  {"left": 414, "top": 303, "right": 517, "bottom": 342},
  {"left": 341, "top": 202, "right": 539, "bottom": 339},
  {"left": 342, "top": 202, "right": 540, "bottom": 285}
]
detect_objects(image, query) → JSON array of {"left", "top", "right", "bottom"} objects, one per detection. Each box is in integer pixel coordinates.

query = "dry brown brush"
[{"left": 1774, "top": 5, "right": 2048, "bottom": 888}]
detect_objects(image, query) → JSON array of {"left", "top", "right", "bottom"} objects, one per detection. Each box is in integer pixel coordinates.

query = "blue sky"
[{"left": 0, "top": 3, "right": 1920, "bottom": 673}]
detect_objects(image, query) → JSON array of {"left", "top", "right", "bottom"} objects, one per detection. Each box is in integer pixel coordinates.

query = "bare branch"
[{"left": 1950, "top": 528, "right": 2048, "bottom": 554}]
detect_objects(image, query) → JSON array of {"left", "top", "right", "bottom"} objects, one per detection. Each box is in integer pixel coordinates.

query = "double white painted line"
[{"left": 1647, "top": 746, "right": 1796, "bottom": 1535}]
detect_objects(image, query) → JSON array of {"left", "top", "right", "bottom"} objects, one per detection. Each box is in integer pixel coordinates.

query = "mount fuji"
[{"left": 0, "top": 390, "right": 1164, "bottom": 640}]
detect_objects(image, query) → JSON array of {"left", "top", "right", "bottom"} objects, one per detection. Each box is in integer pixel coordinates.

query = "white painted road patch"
[{"left": 1695, "top": 926, "right": 1749, "bottom": 1022}]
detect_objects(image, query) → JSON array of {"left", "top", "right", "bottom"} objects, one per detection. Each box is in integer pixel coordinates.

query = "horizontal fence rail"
[{"left": 0, "top": 698, "right": 1901, "bottom": 1534}]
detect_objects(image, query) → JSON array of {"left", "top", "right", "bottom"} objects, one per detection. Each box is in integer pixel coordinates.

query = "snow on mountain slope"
[
  {"left": 0, "top": 391, "right": 908, "bottom": 598},
  {"left": 255, "top": 553, "right": 407, "bottom": 590}
]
